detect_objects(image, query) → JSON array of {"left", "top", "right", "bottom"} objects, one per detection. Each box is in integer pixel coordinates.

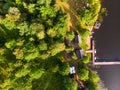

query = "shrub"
[
  {"left": 89, "top": 71, "right": 100, "bottom": 83},
  {"left": 82, "top": 55, "right": 91, "bottom": 64},
  {"left": 62, "top": 77, "right": 78, "bottom": 90},
  {"left": 78, "top": 68, "right": 89, "bottom": 81},
  {"left": 86, "top": 81, "right": 98, "bottom": 90}
]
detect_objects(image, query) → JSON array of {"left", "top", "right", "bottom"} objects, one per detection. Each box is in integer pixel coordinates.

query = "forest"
[{"left": 0, "top": 0, "right": 107, "bottom": 90}]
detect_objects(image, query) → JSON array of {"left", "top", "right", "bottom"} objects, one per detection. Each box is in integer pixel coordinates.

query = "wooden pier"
[
  {"left": 86, "top": 39, "right": 120, "bottom": 65},
  {"left": 93, "top": 61, "right": 120, "bottom": 65}
]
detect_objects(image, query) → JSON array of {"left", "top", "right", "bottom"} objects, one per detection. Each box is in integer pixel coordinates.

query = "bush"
[
  {"left": 89, "top": 71, "right": 100, "bottom": 83},
  {"left": 82, "top": 55, "right": 91, "bottom": 64},
  {"left": 62, "top": 77, "right": 78, "bottom": 90},
  {"left": 86, "top": 81, "right": 98, "bottom": 90},
  {"left": 78, "top": 68, "right": 89, "bottom": 81}
]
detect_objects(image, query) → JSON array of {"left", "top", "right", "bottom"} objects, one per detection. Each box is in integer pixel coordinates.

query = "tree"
[
  {"left": 37, "top": 0, "right": 53, "bottom": 7},
  {"left": 23, "top": 43, "right": 39, "bottom": 61},
  {"left": 62, "top": 77, "right": 78, "bottom": 90},
  {"left": 13, "top": 48, "right": 24, "bottom": 59},
  {"left": 54, "top": 14, "right": 70, "bottom": 38},
  {"left": 66, "top": 31, "right": 75, "bottom": 41},
  {"left": 29, "top": 68, "right": 45, "bottom": 80},
  {"left": 30, "top": 23, "right": 45, "bottom": 39},
  {"left": 50, "top": 43, "right": 65, "bottom": 56},
  {"left": 1, "top": 2, "right": 11, "bottom": 14},
  {"left": 78, "top": 28, "right": 90, "bottom": 41},
  {"left": 58, "top": 62, "right": 70, "bottom": 76},
  {"left": 15, "top": 68, "right": 30, "bottom": 78},
  {"left": 6, "top": 7, "right": 21, "bottom": 22},
  {"left": 47, "top": 28, "right": 57, "bottom": 38},
  {"left": 0, "top": 0, "right": 78, "bottom": 89},
  {"left": 78, "top": 68, "right": 89, "bottom": 81},
  {"left": 78, "top": 0, "right": 101, "bottom": 26},
  {"left": 15, "top": 0, "right": 23, "bottom": 5},
  {"left": 38, "top": 40, "right": 48, "bottom": 51},
  {"left": 5, "top": 39, "right": 16, "bottom": 50},
  {"left": 40, "top": 6, "right": 56, "bottom": 19},
  {"left": 17, "top": 22, "right": 30, "bottom": 36}
]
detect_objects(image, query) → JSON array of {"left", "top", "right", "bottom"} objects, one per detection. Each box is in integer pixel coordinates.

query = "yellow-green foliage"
[
  {"left": 79, "top": 0, "right": 101, "bottom": 26},
  {"left": 89, "top": 71, "right": 100, "bottom": 83},
  {"left": 78, "top": 68, "right": 89, "bottom": 81},
  {"left": 82, "top": 55, "right": 91, "bottom": 64},
  {"left": 59, "top": 62, "right": 70, "bottom": 76},
  {"left": 0, "top": 0, "right": 70, "bottom": 89},
  {"left": 0, "top": 0, "right": 102, "bottom": 89}
]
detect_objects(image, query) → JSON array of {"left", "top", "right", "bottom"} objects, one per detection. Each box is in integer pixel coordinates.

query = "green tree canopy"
[
  {"left": 59, "top": 62, "right": 70, "bottom": 76},
  {"left": 62, "top": 77, "right": 78, "bottom": 90},
  {"left": 78, "top": 68, "right": 89, "bottom": 81},
  {"left": 0, "top": 0, "right": 70, "bottom": 89}
]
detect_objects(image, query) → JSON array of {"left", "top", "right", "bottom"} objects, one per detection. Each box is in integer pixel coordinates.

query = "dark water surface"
[{"left": 94, "top": 0, "right": 120, "bottom": 90}]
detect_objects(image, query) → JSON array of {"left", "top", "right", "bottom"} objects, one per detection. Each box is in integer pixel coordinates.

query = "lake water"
[{"left": 94, "top": 0, "right": 120, "bottom": 90}]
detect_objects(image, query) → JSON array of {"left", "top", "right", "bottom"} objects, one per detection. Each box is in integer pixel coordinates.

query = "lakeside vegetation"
[{"left": 0, "top": 0, "right": 107, "bottom": 90}]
